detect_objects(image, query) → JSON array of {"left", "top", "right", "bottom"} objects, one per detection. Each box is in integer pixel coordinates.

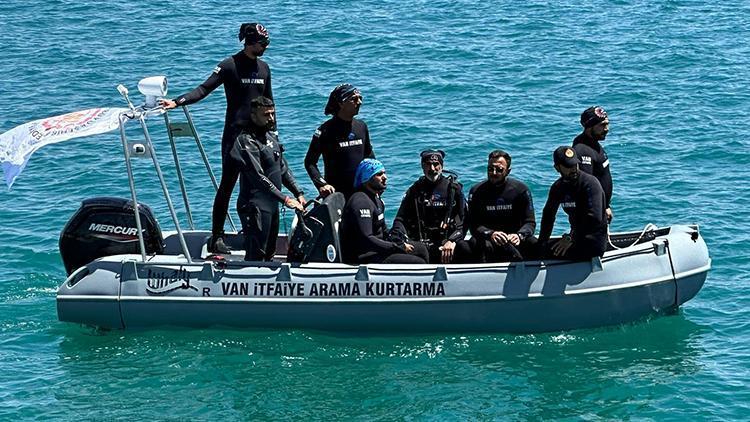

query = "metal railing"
[{"left": 116, "top": 84, "right": 236, "bottom": 263}]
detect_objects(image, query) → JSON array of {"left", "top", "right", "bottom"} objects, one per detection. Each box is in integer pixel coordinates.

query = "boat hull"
[{"left": 57, "top": 225, "right": 711, "bottom": 333}]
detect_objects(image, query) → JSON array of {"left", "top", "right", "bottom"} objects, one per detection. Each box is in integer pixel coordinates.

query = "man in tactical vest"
[{"left": 391, "top": 150, "right": 469, "bottom": 264}]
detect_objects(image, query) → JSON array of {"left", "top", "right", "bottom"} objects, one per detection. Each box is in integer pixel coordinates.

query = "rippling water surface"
[{"left": 1, "top": 0, "right": 749, "bottom": 419}]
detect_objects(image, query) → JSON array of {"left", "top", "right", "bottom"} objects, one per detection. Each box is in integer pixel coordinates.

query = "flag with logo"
[{"left": 0, "top": 107, "right": 127, "bottom": 189}]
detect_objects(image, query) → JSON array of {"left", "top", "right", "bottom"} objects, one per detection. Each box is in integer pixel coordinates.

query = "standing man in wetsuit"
[
  {"left": 160, "top": 23, "right": 274, "bottom": 253},
  {"left": 305, "top": 84, "right": 375, "bottom": 200},
  {"left": 466, "top": 150, "right": 537, "bottom": 262},
  {"left": 340, "top": 159, "right": 428, "bottom": 265},
  {"left": 538, "top": 146, "right": 607, "bottom": 260},
  {"left": 229, "top": 97, "right": 305, "bottom": 261},
  {"left": 390, "top": 150, "right": 469, "bottom": 264},
  {"left": 573, "top": 106, "right": 613, "bottom": 223}
]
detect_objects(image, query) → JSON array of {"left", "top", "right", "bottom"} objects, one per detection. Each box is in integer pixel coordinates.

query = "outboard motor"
[
  {"left": 59, "top": 197, "right": 164, "bottom": 274},
  {"left": 287, "top": 193, "right": 345, "bottom": 263}
]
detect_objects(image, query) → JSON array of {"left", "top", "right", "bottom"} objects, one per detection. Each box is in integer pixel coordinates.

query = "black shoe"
[{"left": 208, "top": 235, "right": 231, "bottom": 254}]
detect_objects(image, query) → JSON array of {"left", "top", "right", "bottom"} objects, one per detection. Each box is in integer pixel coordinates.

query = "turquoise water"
[{"left": 2, "top": 0, "right": 749, "bottom": 419}]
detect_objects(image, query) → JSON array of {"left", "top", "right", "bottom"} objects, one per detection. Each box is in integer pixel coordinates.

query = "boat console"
[{"left": 287, "top": 193, "right": 345, "bottom": 263}]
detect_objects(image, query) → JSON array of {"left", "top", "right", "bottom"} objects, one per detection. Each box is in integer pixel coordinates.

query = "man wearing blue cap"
[
  {"left": 160, "top": 23, "right": 274, "bottom": 254},
  {"left": 340, "top": 159, "right": 428, "bottom": 264},
  {"left": 305, "top": 84, "right": 375, "bottom": 200}
]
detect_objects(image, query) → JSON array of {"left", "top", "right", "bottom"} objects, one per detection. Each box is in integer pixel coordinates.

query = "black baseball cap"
[{"left": 553, "top": 146, "right": 579, "bottom": 167}]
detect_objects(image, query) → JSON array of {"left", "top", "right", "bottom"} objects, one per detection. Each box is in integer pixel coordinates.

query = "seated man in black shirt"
[
  {"left": 340, "top": 159, "right": 428, "bottom": 265},
  {"left": 391, "top": 150, "right": 469, "bottom": 264},
  {"left": 229, "top": 97, "right": 305, "bottom": 261},
  {"left": 466, "top": 150, "right": 537, "bottom": 262},
  {"left": 538, "top": 146, "right": 608, "bottom": 260}
]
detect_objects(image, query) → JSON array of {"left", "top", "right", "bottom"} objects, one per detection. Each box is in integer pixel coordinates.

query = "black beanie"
[
  {"left": 580, "top": 106, "right": 608, "bottom": 129},
  {"left": 238, "top": 23, "right": 269, "bottom": 45},
  {"left": 420, "top": 149, "right": 445, "bottom": 164}
]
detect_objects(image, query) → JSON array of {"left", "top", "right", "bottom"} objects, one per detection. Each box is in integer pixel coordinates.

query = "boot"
[{"left": 208, "top": 234, "right": 231, "bottom": 254}]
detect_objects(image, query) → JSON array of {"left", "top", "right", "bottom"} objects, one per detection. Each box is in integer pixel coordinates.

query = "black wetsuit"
[
  {"left": 467, "top": 178, "right": 537, "bottom": 261},
  {"left": 340, "top": 190, "right": 428, "bottom": 265},
  {"left": 538, "top": 171, "right": 607, "bottom": 260},
  {"left": 229, "top": 126, "right": 303, "bottom": 261},
  {"left": 391, "top": 175, "right": 468, "bottom": 263},
  {"left": 174, "top": 51, "right": 273, "bottom": 235},
  {"left": 304, "top": 116, "right": 374, "bottom": 199},
  {"left": 573, "top": 133, "right": 612, "bottom": 209}
]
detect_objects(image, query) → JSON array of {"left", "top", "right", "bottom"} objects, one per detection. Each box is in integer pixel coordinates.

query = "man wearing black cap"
[
  {"left": 160, "top": 23, "right": 274, "bottom": 254},
  {"left": 466, "top": 150, "right": 537, "bottom": 262},
  {"left": 538, "top": 146, "right": 607, "bottom": 260},
  {"left": 229, "top": 97, "right": 305, "bottom": 261},
  {"left": 390, "top": 150, "right": 469, "bottom": 264},
  {"left": 304, "top": 84, "right": 375, "bottom": 200},
  {"left": 341, "top": 159, "right": 428, "bottom": 265},
  {"left": 573, "top": 106, "right": 613, "bottom": 223}
]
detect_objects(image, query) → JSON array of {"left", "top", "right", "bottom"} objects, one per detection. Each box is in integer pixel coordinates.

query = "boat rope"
[
  {"left": 665, "top": 239, "right": 680, "bottom": 308},
  {"left": 607, "top": 223, "right": 658, "bottom": 250}
]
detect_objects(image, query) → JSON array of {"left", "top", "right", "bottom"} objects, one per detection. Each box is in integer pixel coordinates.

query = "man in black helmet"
[
  {"left": 390, "top": 150, "right": 469, "bottom": 264},
  {"left": 538, "top": 146, "right": 607, "bottom": 260},
  {"left": 160, "top": 23, "right": 274, "bottom": 254},
  {"left": 229, "top": 97, "right": 305, "bottom": 261},
  {"left": 304, "top": 84, "right": 375, "bottom": 200},
  {"left": 573, "top": 106, "right": 613, "bottom": 223},
  {"left": 466, "top": 150, "right": 537, "bottom": 262}
]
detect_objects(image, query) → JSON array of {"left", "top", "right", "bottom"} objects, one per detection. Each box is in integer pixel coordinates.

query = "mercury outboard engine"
[
  {"left": 287, "top": 193, "right": 345, "bottom": 263},
  {"left": 59, "top": 197, "right": 164, "bottom": 274}
]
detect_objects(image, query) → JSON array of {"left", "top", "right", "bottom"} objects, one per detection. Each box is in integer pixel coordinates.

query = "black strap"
[{"left": 441, "top": 176, "right": 459, "bottom": 239}]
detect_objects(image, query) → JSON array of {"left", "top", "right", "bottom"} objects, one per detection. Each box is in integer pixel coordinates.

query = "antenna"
[{"left": 116, "top": 84, "right": 136, "bottom": 112}]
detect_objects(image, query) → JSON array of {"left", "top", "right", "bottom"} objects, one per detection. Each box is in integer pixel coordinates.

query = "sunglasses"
[{"left": 342, "top": 92, "right": 362, "bottom": 103}]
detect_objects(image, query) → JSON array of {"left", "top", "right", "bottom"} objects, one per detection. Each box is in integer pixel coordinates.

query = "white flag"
[{"left": 0, "top": 107, "right": 127, "bottom": 189}]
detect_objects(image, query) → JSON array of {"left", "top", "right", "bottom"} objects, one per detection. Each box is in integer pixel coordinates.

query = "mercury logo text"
[{"left": 88, "top": 224, "right": 139, "bottom": 236}]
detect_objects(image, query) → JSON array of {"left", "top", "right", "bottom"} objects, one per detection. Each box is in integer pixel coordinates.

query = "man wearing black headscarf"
[
  {"left": 573, "top": 106, "right": 613, "bottom": 223},
  {"left": 304, "top": 84, "right": 375, "bottom": 200},
  {"left": 160, "top": 23, "right": 274, "bottom": 253}
]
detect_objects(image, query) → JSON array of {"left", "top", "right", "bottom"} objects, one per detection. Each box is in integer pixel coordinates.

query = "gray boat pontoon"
[{"left": 55, "top": 78, "right": 711, "bottom": 333}]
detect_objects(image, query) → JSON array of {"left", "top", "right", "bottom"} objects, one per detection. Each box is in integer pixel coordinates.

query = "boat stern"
[{"left": 667, "top": 225, "right": 711, "bottom": 306}]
